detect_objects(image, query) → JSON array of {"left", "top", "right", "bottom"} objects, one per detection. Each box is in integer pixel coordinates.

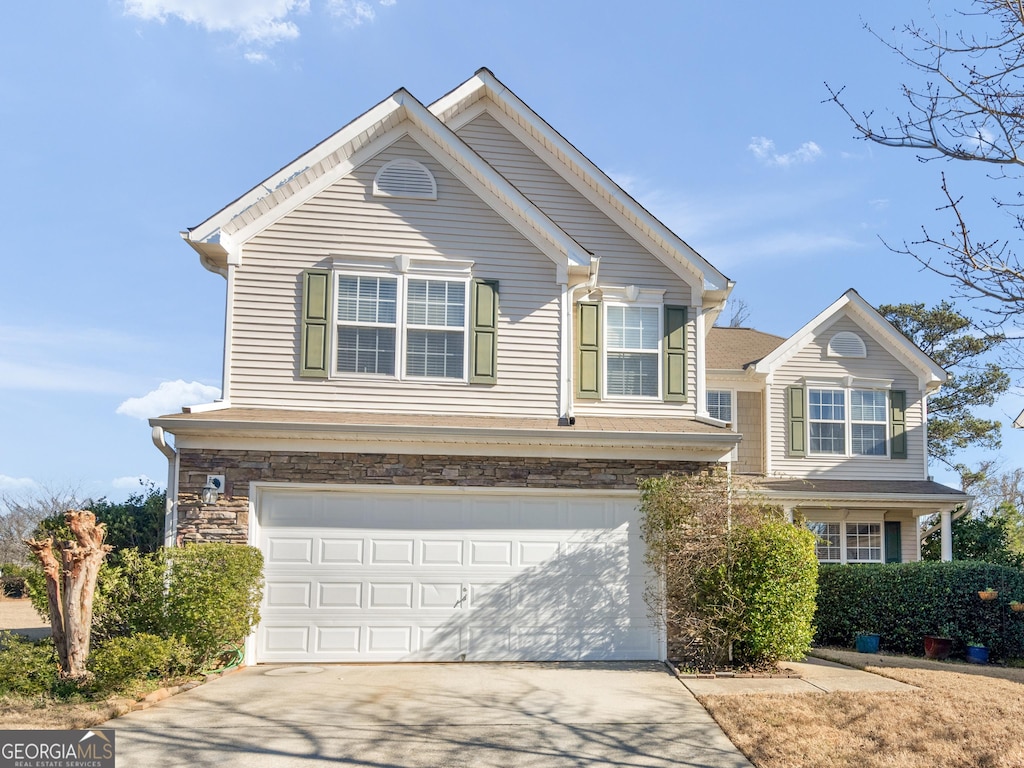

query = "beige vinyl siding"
[
  {"left": 893, "top": 514, "right": 920, "bottom": 563},
  {"left": 769, "top": 314, "right": 927, "bottom": 480},
  {"left": 735, "top": 391, "right": 763, "bottom": 474},
  {"left": 456, "top": 109, "right": 697, "bottom": 417},
  {"left": 228, "top": 134, "right": 561, "bottom": 415}
]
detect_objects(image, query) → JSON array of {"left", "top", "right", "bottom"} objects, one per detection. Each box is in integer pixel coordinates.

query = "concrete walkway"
[
  {"left": 681, "top": 656, "right": 918, "bottom": 696},
  {"left": 106, "top": 662, "right": 755, "bottom": 768}
]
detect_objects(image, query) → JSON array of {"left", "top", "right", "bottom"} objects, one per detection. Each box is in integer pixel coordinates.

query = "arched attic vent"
[
  {"left": 827, "top": 331, "right": 867, "bottom": 358},
  {"left": 373, "top": 158, "right": 437, "bottom": 200}
]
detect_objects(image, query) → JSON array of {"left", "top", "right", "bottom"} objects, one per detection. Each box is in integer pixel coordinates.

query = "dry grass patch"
[
  {"left": 701, "top": 650, "right": 1024, "bottom": 768},
  {"left": 0, "top": 695, "right": 121, "bottom": 730}
]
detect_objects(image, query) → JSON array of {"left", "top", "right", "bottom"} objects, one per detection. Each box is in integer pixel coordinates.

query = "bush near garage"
[
  {"left": 731, "top": 521, "right": 818, "bottom": 666},
  {"left": 0, "top": 632, "right": 59, "bottom": 696},
  {"left": 815, "top": 560, "right": 1024, "bottom": 659},
  {"left": 87, "top": 634, "right": 191, "bottom": 695}
]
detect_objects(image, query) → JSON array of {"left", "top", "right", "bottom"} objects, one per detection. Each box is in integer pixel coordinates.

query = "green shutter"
[
  {"left": 470, "top": 279, "right": 499, "bottom": 384},
  {"left": 787, "top": 386, "right": 806, "bottom": 457},
  {"left": 885, "top": 521, "right": 903, "bottom": 563},
  {"left": 890, "top": 389, "right": 907, "bottom": 459},
  {"left": 577, "top": 302, "right": 601, "bottom": 399},
  {"left": 300, "top": 269, "right": 330, "bottom": 379},
  {"left": 663, "top": 306, "right": 688, "bottom": 402}
]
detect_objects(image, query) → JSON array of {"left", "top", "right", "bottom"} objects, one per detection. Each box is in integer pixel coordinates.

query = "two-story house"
[{"left": 150, "top": 69, "right": 968, "bottom": 664}]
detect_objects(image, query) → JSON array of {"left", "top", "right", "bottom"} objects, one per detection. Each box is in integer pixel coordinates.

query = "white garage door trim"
[{"left": 246, "top": 482, "right": 663, "bottom": 663}]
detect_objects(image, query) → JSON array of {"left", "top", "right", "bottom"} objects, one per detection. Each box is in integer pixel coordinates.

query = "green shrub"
[
  {"left": 1, "top": 563, "right": 30, "bottom": 597},
  {"left": 0, "top": 633, "right": 58, "bottom": 696},
  {"left": 162, "top": 544, "right": 263, "bottom": 671},
  {"left": 732, "top": 521, "right": 818, "bottom": 665},
  {"left": 88, "top": 634, "right": 190, "bottom": 694},
  {"left": 815, "top": 560, "right": 1024, "bottom": 659},
  {"left": 88, "top": 548, "right": 166, "bottom": 643}
]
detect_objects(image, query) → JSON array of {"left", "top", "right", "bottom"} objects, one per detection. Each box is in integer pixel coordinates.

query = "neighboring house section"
[
  {"left": 150, "top": 69, "right": 968, "bottom": 665},
  {"left": 709, "top": 291, "right": 970, "bottom": 566}
]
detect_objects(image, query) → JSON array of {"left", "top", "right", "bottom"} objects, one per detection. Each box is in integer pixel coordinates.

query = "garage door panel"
[
  {"left": 319, "top": 582, "right": 362, "bottom": 608},
  {"left": 421, "top": 539, "right": 464, "bottom": 565},
  {"left": 369, "top": 582, "right": 414, "bottom": 609},
  {"left": 267, "top": 537, "right": 313, "bottom": 564},
  {"left": 265, "top": 581, "right": 312, "bottom": 608},
  {"left": 320, "top": 538, "right": 364, "bottom": 565},
  {"left": 256, "top": 490, "right": 660, "bottom": 663}
]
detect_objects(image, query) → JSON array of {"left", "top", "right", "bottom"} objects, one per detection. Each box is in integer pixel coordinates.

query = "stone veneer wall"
[{"left": 175, "top": 449, "right": 712, "bottom": 544}]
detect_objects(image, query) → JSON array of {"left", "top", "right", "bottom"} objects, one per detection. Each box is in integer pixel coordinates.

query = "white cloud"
[
  {"left": 748, "top": 136, "right": 823, "bottom": 168},
  {"left": 0, "top": 475, "right": 37, "bottom": 492},
  {"left": 116, "top": 380, "right": 222, "bottom": 420},
  {"left": 122, "top": 0, "right": 308, "bottom": 45},
  {"left": 326, "top": 0, "right": 376, "bottom": 26},
  {"left": 245, "top": 51, "right": 269, "bottom": 63},
  {"left": 111, "top": 475, "right": 156, "bottom": 490}
]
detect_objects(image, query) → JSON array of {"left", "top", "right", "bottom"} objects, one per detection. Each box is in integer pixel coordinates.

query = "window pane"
[
  {"left": 852, "top": 424, "right": 886, "bottom": 455},
  {"left": 607, "top": 352, "right": 658, "bottom": 397},
  {"left": 337, "top": 276, "right": 396, "bottom": 324},
  {"left": 406, "top": 330, "right": 464, "bottom": 378},
  {"left": 606, "top": 305, "right": 659, "bottom": 351},
  {"left": 707, "top": 390, "right": 732, "bottom": 421},
  {"left": 851, "top": 390, "right": 887, "bottom": 422},
  {"left": 808, "top": 521, "right": 841, "bottom": 562},
  {"left": 336, "top": 327, "right": 395, "bottom": 375},
  {"left": 408, "top": 280, "right": 464, "bottom": 328},
  {"left": 810, "top": 422, "right": 845, "bottom": 454},
  {"left": 809, "top": 389, "right": 844, "bottom": 421},
  {"left": 847, "top": 523, "right": 882, "bottom": 562}
]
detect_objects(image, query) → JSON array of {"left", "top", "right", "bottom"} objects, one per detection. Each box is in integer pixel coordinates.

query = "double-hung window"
[
  {"left": 807, "top": 520, "right": 882, "bottom": 563},
  {"left": 707, "top": 390, "right": 733, "bottom": 421},
  {"left": 605, "top": 304, "right": 660, "bottom": 398},
  {"left": 808, "top": 387, "right": 888, "bottom": 456},
  {"left": 335, "top": 273, "right": 467, "bottom": 380}
]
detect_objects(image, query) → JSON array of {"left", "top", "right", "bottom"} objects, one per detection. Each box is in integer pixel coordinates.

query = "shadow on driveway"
[{"left": 107, "top": 662, "right": 752, "bottom": 767}]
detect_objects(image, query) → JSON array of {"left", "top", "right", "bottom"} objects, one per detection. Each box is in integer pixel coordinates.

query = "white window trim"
[
  {"left": 806, "top": 385, "right": 890, "bottom": 458},
  {"left": 807, "top": 519, "right": 885, "bottom": 564},
  {"left": 331, "top": 263, "right": 471, "bottom": 383},
  {"left": 602, "top": 301, "right": 663, "bottom": 400},
  {"left": 706, "top": 388, "right": 735, "bottom": 425}
]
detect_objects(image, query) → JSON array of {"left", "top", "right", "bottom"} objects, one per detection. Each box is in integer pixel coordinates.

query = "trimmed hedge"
[
  {"left": 816, "top": 561, "right": 1024, "bottom": 660},
  {"left": 732, "top": 521, "right": 818, "bottom": 665}
]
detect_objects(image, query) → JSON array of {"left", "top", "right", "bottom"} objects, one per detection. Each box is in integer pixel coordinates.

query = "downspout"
[
  {"left": 559, "top": 276, "right": 573, "bottom": 424},
  {"left": 694, "top": 304, "right": 707, "bottom": 418},
  {"left": 221, "top": 260, "right": 237, "bottom": 401},
  {"left": 151, "top": 427, "right": 178, "bottom": 548}
]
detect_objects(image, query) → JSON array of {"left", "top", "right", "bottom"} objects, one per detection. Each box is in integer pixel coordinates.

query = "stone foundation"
[{"left": 175, "top": 449, "right": 711, "bottom": 543}]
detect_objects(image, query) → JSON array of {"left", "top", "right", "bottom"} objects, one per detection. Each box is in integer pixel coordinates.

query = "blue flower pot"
[
  {"left": 966, "top": 645, "right": 989, "bottom": 664},
  {"left": 855, "top": 633, "right": 880, "bottom": 653}
]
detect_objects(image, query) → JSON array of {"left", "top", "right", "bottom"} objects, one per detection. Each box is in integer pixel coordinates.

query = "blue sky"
[{"left": 1, "top": 0, "right": 1021, "bottom": 503}]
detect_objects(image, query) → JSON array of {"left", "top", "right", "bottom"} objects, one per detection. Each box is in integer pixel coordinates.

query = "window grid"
[
  {"left": 808, "top": 521, "right": 841, "bottom": 562},
  {"left": 846, "top": 523, "right": 882, "bottom": 563},
  {"left": 808, "top": 388, "right": 889, "bottom": 457},
  {"left": 334, "top": 274, "right": 467, "bottom": 380},
  {"left": 707, "top": 390, "right": 733, "bottom": 421},
  {"left": 605, "top": 305, "right": 660, "bottom": 398}
]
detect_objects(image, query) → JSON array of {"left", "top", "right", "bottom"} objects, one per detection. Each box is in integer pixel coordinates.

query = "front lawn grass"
[{"left": 700, "top": 648, "right": 1024, "bottom": 768}]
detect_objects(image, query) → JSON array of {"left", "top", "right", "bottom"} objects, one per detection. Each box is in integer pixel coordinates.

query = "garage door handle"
[{"left": 453, "top": 587, "right": 468, "bottom": 608}]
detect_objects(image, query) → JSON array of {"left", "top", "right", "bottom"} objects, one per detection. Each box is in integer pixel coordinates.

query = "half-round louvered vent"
[
  {"left": 827, "top": 331, "right": 867, "bottom": 358},
  {"left": 373, "top": 158, "right": 437, "bottom": 200}
]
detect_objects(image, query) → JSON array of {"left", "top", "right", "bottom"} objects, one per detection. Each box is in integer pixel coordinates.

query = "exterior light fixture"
[{"left": 201, "top": 475, "right": 225, "bottom": 504}]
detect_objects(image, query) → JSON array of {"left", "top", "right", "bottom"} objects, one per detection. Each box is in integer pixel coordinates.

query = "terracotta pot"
[
  {"left": 979, "top": 590, "right": 998, "bottom": 601},
  {"left": 924, "top": 635, "right": 952, "bottom": 660},
  {"left": 1012, "top": 602, "right": 1024, "bottom": 612}
]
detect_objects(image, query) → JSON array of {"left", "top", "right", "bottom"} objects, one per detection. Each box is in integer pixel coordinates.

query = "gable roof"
[
  {"left": 706, "top": 327, "right": 786, "bottom": 370},
  {"left": 182, "top": 85, "right": 593, "bottom": 281},
  {"left": 751, "top": 289, "right": 947, "bottom": 390},
  {"left": 430, "top": 68, "right": 732, "bottom": 299}
]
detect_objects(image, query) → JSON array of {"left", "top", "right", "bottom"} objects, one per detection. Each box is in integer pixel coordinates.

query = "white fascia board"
[
  {"left": 431, "top": 70, "right": 731, "bottom": 294},
  {"left": 752, "top": 289, "right": 947, "bottom": 387},
  {"left": 1015, "top": 408, "right": 1024, "bottom": 429},
  {"left": 187, "top": 93, "right": 408, "bottom": 246},
  {"left": 753, "top": 488, "right": 971, "bottom": 511},
  {"left": 155, "top": 419, "right": 740, "bottom": 462}
]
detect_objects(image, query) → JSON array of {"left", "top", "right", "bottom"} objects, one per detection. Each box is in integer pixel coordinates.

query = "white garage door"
[{"left": 253, "top": 486, "right": 660, "bottom": 663}]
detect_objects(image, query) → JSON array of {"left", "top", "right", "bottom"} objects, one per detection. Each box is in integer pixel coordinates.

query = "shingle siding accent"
[{"left": 175, "top": 449, "right": 712, "bottom": 543}]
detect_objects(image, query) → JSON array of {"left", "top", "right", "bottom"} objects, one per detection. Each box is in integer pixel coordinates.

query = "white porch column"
[{"left": 940, "top": 509, "right": 953, "bottom": 562}]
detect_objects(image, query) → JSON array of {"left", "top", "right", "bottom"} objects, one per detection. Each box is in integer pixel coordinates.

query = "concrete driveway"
[{"left": 106, "top": 662, "right": 752, "bottom": 767}]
